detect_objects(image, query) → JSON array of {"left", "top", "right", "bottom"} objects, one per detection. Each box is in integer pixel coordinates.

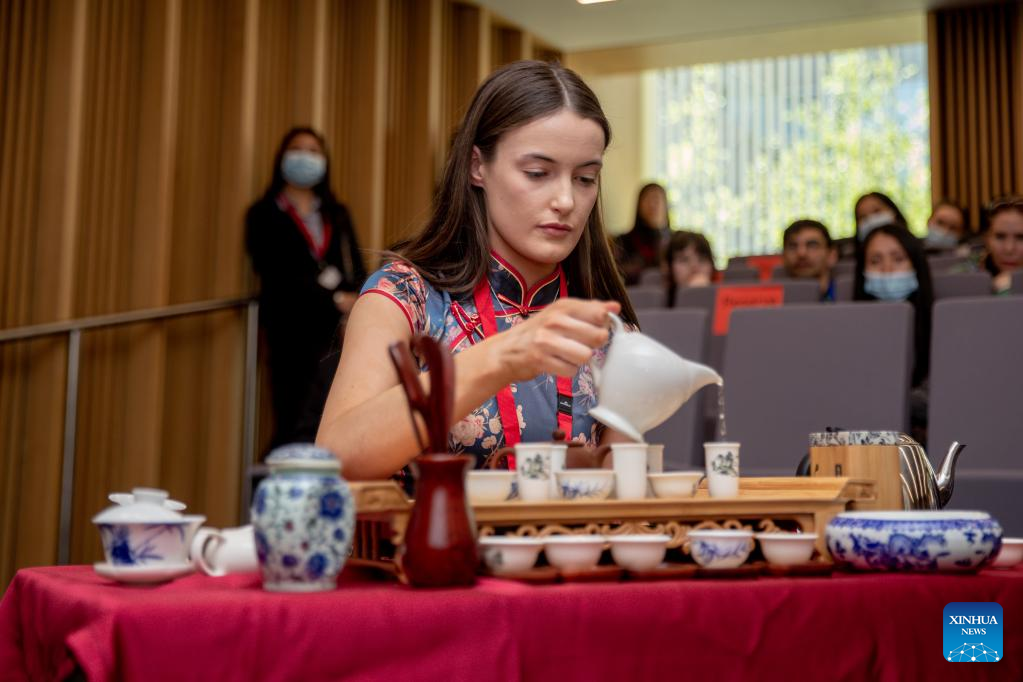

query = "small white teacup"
[
  {"left": 611, "top": 443, "right": 649, "bottom": 500},
  {"left": 755, "top": 532, "right": 818, "bottom": 567},
  {"left": 191, "top": 525, "right": 258, "bottom": 576},
  {"left": 704, "top": 441, "right": 741, "bottom": 498},
  {"left": 514, "top": 442, "right": 566, "bottom": 501}
]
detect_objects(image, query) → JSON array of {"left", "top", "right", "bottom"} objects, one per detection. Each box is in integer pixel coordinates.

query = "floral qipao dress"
[{"left": 361, "top": 253, "right": 601, "bottom": 468}]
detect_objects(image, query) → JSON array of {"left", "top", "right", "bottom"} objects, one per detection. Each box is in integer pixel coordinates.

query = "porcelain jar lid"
[
  {"left": 266, "top": 444, "right": 341, "bottom": 472},
  {"left": 808, "top": 431, "right": 903, "bottom": 447},
  {"left": 92, "top": 488, "right": 187, "bottom": 524}
]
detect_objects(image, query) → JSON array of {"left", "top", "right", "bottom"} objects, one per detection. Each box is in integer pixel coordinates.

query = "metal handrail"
[{"left": 0, "top": 296, "right": 260, "bottom": 564}]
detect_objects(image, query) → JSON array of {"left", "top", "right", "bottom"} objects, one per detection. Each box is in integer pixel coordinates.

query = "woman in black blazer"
[{"left": 246, "top": 127, "right": 367, "bottom": 448}]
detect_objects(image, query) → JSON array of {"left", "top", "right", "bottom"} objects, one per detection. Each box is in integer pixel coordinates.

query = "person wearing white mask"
[
  {"left": 854, "top": 223, "right": 934, "bottom": 443},
  {"left": 246, "top": 127, "right": 367, "bottom": 448},
  {"left": 854, "top": 223, "right": 934, "bottom": 388},
  {"left": 834, "top": 191, "right": 910, "bottom": 259},
  {"left": 924, "top": 200, "right": 968, "bottom": 252},
  {"left": 854, "top": 191, "right": 908, "bottom": 239}
]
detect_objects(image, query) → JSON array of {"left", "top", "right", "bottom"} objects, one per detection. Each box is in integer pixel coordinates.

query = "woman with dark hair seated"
[
  {"left": 663, "top": 230, "right": 715, "bottom": 307},
  {"left": 835, "top": 191, "right": 910, "bottom": 260},
  {"left": 982, "top": 196, "right": 1023, "bottom": 294},
  {"left": 854, "top": 223, "right": 934, "bottom": 442}
]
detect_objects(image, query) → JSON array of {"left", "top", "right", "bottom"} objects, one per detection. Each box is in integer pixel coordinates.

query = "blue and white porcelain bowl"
[
  {"left": 556, "top": 470, "right": 614, "bottom": 501},
  {"left": 687, "top": 529, "right": 753, "bottom": 569},
  {"left": 826, "top": 511, "right": 1003, "bottom": 572}
]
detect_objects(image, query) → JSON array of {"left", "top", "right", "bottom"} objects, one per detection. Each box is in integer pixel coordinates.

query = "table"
[{"left": 2, "top": 565, "right": 1022, "bottom": 681}]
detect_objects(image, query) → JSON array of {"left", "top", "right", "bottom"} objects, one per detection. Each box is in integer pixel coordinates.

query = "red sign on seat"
[
  {"left": 712, "top": 285, "right": 785, "bottom": 335},
  {"left": 745, "top": 255, "right": 783, "bottom": 281}
]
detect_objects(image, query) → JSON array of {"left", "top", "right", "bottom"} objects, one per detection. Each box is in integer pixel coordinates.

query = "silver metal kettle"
[{"left": 897, "top": 435, "right": 966, "bottom": 509}]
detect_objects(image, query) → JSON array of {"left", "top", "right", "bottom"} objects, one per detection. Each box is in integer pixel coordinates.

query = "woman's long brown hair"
[{"left": 391, "top": 60, "right": 638, "bottom": 326}]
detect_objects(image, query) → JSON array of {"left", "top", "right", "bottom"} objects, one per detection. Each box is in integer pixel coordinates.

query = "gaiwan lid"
[
  {"left": 266, "top": 443, "right": 341, "bottom": 472},
  {"left": 92, "top": 487, "right": 186, "bottom": 524}
]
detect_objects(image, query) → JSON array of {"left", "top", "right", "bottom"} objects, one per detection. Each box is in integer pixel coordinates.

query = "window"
[{"left": 646, "top": 44, "right": 929, "bottom": 262}]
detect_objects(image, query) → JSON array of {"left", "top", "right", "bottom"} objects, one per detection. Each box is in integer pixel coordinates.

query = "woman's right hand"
[{"left": 488, "top": 298, "right": 620, "bottom": 382}]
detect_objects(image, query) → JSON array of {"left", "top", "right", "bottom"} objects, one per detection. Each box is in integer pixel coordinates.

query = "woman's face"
[
  {"left": 638, "top": 188, "right": 667, "bottom": 228},
  {"left": 855, "top": 195, "right": 891, "bottom": 224},
  {"left": 471, "top": 109, "right": 604, "bottom": 282},
  {"left": 929, "top": 204, "right": 965, "bottom": 237},
  {"left": 986, "top": 209, "right": 1023, "bottom": 274},
  {"left": 286, "top": 132, "right": 323, "bottom": 155},
  {"left": 865, "top": 233, "right": 913, "bottom": 274},
  {"left": 671, "top": 245, "right": 713, "bottom": 287}
]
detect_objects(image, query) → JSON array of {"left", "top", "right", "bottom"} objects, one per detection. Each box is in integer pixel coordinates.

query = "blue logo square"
[{"left": 944, "top": 602, "right": 1003, "bottom": 662}]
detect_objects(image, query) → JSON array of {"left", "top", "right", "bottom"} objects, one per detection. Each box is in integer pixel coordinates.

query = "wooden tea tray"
[{"left": 348, "top": 476, "right": 873, "bottom": 577}]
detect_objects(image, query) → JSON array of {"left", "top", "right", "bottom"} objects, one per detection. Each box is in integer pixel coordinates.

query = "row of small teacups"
[
  {"left": 479, "top": 529, "right": 821, "bottom": 575},
  {"left": 469, "top": 441, "right": 743, "bottom": 503},
  {"left": 468, "top": 469, "right": 707, "bottom": 503}
]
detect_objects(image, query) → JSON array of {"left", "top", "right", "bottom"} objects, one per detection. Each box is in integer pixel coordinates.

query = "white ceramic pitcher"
[{"left": 589, "top": 313, "right": 722, "bottom": 442}]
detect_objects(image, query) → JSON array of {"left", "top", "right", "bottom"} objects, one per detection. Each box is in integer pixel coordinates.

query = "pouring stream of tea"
[{"left": 716, "top": 385, "right": 727, "bottom": 441}]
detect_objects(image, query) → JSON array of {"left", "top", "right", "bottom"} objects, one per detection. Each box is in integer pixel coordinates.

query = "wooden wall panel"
[
  {"left": 491, "top": 24, "right": 525, "bottom": 70},
  {"left": 382, "top": 0, "right": 442, "bottom": 248},
  {"left": 928, "top": 1, "right": 1022, "bottom": 229},
  {"left": 324, "top": 0, "right": 388, "bottom": 263},
  {"left": 440, "top": 1, "right": 488, "bottom": 175}
]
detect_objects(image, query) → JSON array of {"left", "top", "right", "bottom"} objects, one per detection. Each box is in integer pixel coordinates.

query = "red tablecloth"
[{"left": 2, "top": 564, "right": 1022, "bottom": 681}]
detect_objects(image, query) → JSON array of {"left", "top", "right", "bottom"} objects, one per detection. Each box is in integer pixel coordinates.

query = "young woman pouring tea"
[{"left": 315, "top": 61, "right": 639, "bottom": 480}]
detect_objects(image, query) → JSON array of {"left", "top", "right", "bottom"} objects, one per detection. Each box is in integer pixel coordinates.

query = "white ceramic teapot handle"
[{"left": 589, "top": 312, "right": 625, "bottom": 386}]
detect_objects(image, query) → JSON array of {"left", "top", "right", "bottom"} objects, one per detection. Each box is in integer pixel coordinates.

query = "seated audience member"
[
  {"left": 615, "top": 182, "right": 670, "bottom": 285},
  {"left": 982, "top": 196, "right": 1023, "bottom": 294},
  {"left": 664, "top": 230, "right": 715, "bottom": 307},
  {"left": 781, "top": 219, "right": 838, "bottom": 300},
  {"left": 835, "top": 191, "right": 910, "bottom": 259},
  {"left": 924, "top": 199, "right": 969, "bottom": 252},
  {"left": 854, "top": 224, "right": 934, "bottom": 443}
]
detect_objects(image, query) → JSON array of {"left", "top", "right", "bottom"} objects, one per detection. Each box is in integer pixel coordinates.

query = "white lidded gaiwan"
[
  {"left": 92, "top": 487, "right": 205, "bottom": 569},
  {"left": 251, "top": 444, "right": 355, "bottom": 592}
]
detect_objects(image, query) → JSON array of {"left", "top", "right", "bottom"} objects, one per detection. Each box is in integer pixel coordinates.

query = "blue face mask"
[
  {"left": 864, "top": 271, "right": 919, "bottom": 300},
  {"left": 281, "top": 150, "right": 326, "bottom": 188},
  {"left": 925, "top": 224, "right": 959, "bottom": 250}
]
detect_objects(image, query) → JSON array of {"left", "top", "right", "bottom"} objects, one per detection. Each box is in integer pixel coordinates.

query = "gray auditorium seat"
[
  {"left": 637, "top": 309, "right": 711, "bottom": 469},
  {"left": 832, "top": 260, "right": 856, "bottom": 278},
  {"left": 1012, "top": 272, "right": 1023, "bottom": 295},
  {"left": 932, "top": 272, "right": 992, "bottom": 299},
  {"left": 928, "top": 297, "right": 1023, "bottom": 534},
  {"left": 722, "top": 266, "right": 760, "bottom": 283},
  {"left": 926, "top": 253, "right": 967, "bottom": 274},
  {"left": 834, "top": 274, "right": 854, "bottom": 302},
  {"left": 637, "top": 268, "right": 664, "bottom": 288},
  {"left": 673, "top": 280, "right": 820, "bottom": 372},
  {"left": 625, "top": 286, "right": 664, "bottom": 310},
  {"left": 722, "top": 302, "right": 913, "bottom": 476}
]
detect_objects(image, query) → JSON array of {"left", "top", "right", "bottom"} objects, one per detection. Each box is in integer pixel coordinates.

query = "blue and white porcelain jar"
[{"left": 251, "top": 444, "right": 354, "bottom": 592}]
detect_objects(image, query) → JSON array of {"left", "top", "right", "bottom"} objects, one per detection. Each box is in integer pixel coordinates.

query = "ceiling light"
[{"left": 577, "top": 0, "right": 617, "bottom": 5}]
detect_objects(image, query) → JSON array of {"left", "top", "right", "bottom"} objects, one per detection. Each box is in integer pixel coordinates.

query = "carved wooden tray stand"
[{"left": 348, "top": 476, "right": 875, "bottom": 577}]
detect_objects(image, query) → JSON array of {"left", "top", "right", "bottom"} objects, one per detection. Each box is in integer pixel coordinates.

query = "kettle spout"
[{"left": 936, "top": 441, "right": 966, "bottom": 508}]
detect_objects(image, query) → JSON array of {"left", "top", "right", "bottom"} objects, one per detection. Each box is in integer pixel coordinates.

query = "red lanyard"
[
  {"left": 471, "top": 269, "right": 573, "bottom": 451},
  {"left": 280, "top": 195, "right": 332, "bottom": 261}
]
